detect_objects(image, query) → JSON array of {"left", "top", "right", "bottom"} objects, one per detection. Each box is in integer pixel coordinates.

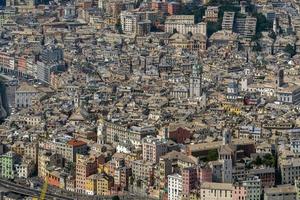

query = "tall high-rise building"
[
  {"left": 222, "top": 12, "right": 235, "bottom": 31},
  {"left": 235, "top": 16, "right": 257, "bottom": 37},
  {"left": 168, "top": 174, "right": 182, "bottom": 200}
]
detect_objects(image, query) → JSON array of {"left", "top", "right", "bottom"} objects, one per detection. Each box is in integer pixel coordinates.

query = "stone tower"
[
  {"left": 97, "top": 119, "right": 107, "bottom": 144},
  {"left": 223, "top": 128, "right": 232, "bottom": 145},
  {"left": 189, "top": 63, "right": 203, "bottom": 98},
  {"left": 220, "top": 129, "right": 233, "bottom": 183},
  {"left": 219, "top": 146, "right": 233, "bottom": 183},
  {"left": 276, "top": 68, "right": 284, "bottom": 88},
  {"left": 74, "top": 91, "right": 80, "bottom": 108}
]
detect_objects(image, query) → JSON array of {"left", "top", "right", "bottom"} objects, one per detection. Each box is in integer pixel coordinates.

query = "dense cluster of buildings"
[{"left": 0, "top": 0, "right": 300, "bottom": 199}]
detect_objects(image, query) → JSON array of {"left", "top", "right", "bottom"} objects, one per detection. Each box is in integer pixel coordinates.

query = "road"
[
  {"left": 0, "top": 178, "right": 73, "bottom": 200},
  {"left": 0, "top": 179, "right": 158, "bottom": 200}
]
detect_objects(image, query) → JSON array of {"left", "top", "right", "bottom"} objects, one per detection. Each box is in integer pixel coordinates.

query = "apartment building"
[
  {"left": 85, "top": 175, "right": 97, "bottom": 195},
  {"left": 120, "top": 11, "right": 151, "bottom": 36},
  {"left": 142, "top": 136, "right": 168, "bottom": 163},
  {"left": 242, "top": 176, "right": 262, "bottom": 200},
  {"left": 131, "top": 160, "right": 155, "bottom": 185},
  {"left": 204, "top": 6, "right": 219, "bottom": 22},
  {"left": 114, "top": 166, "right": 130, "bottom": 190},
  {"left": 85, "top": 173, "right": 114, "bottom": 195},
  {"left": 0, "top": 51, "right": 15, "bottom": 70},
  {"left": 38, "top": 151, "right": 64, "bottom": 178},
  {"left": 166, "top": 15, "right": 195, "bottom": 24},
  {"left": 277, "top": 85, "right": 300, "bottom": 104},
  {"left": 96, "top": 173, "right": 114, "bottom": 196},
  {"left": 165, "top": 15, "right": 207, "bottom": 36},
  {"left": 182, "top": 166, "right": 212, "bottom": 199},
  {"left": 291, "top": 137, "right": 300, "bottom": 153},
  {"left": 51, "top": 137, "right": 88, "bottom": 162},
  {"left": 280, "top": 158, "right": 300, "bottom": 184},
  {"left": 11, "top": 141, "right": 38, "bottom": 161},
  {"left": 235, "top": 16, "right": 257, "bottom": 37},
  {"left": 182, "top": 167, "right": 198, "bottom": 198},
  {"left": 200, "top": 182, "right": 233, "bottom": 200},
  {"left": 16, "top": 158, "right": 35, "bottom": 178},
  {"left": 248, "top": 168, "right": 275, "bottom": 188},
  {"left": 120, "top": 11, "right": 139, "bottom": 34},
  {"left": 0, "top": 151, "right": 20, "bottom": 179},
  {"left": 158, "top": 158, "right": 172, "bottom": 189},
  {"left": 264, "top": 185, "right": 296, "bottom": 200},
  {"left": 15, "top": 83, "right": 39, "bottom": 108},
  {"left": 167, "top": 2, "right": 181, "bottom": 15},
  {"left": 97, "top": 119, "right": 154, "bottom": 147},
  {"left": 222, "top": 12, "right": 235, "bottom": 31},
  {"left": 76, "top": 154, "right": 99, "bottom": 193},
  {"left": 232, "top": 184, "right": 247, "bottom": 200},
  {"left": 168, "top": 174, "right": 182, "bottom": 200}
]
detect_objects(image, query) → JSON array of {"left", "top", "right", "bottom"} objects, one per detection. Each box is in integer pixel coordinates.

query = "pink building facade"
[
  {"left": 198, "top": 165, "right": 213, "bottom": 183},
  {"left": 182, "top": 165, "right": 213, "bottom": 198},
  {"left": 232, "top": 185, "right": 247, "bottom": 200}
]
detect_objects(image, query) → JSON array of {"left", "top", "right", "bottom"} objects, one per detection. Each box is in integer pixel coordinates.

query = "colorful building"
[
  {"left": 96, "top": 173, "right": 114, "bottom": 195},
  {"left": 46, "top": 170, "right": 61, "bottom": 187},
  {"left": 86, "top": 174, "right": 97, "bottom": 195},
  {"left": 0, "top": 151, "right": 20, "bottom": 179},
  {"left": 232, "top": 184, "right": 247, "bottom": 200},
  {"left": 51, "top": 137, "right": 88, "bottom": 162},
  {"left": 168, "top": 127, "right": 192, "bottom": 144},
  {"left": 142, "top": 135, "right": 168, "bottom": 163},
  {"left": 75, "top": 154, "right": 99, "bottom": 193},
  {"left": 242, "top": 176, "right": 262, "bottom": 200}
]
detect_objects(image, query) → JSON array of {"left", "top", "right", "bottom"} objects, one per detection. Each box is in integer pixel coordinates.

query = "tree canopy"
[{"left": 284, "top": 44, "right": 296, "bottom": 57}]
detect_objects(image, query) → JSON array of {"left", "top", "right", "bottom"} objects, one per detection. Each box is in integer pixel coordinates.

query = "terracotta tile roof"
[{"left": 67, "top": 139, "right": 86, "bottom": 147}]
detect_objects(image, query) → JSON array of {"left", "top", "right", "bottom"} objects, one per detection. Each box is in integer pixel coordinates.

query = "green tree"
[
  {"left": 112, "top": 196, "right": 120, "bottom": 200},
  {"left": 159, "top": 40, "right": 165, "bottom": 46},
  {"left": 207, "top": 149, "right": 218, "bottom": 161},
  {"left": 207, "top": 21, "right": 221, "bottom": 37},
  {"left": 115, "top": 19, "right": 123, "bottom": 34},
  {"left": 65, "top": 162, "right": 76, "bottom": 174},
  {"left": 262, "top": 154, "right": 275, "bottom": 167},
  {"left": 252, "top": 43, "right": 262, "bottom": 52},
  {"left": 135, "top": 0, "right": 143, "bottom": 8},
  {"left": 284, "top": 44, "right": 296, "bottom": 57},
  {"left": 254, "top": 156, "right": 262, "bottom": 165},
  {"left": 268, "top": 31, "right": 276, "bottom": 40},
  {"left": 253, "top": 13, "right": 272, "bottom": 33}
]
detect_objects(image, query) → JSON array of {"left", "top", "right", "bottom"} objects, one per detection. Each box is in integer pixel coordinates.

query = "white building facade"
[{"left": 168, "top": 174, "right": 182, "bottom": 200}]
